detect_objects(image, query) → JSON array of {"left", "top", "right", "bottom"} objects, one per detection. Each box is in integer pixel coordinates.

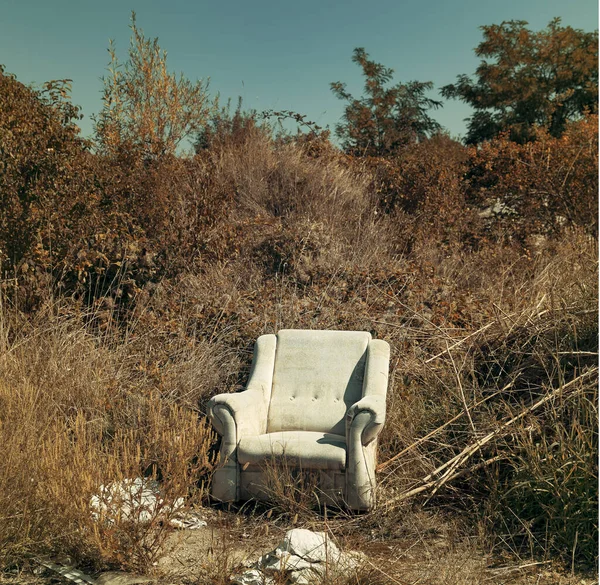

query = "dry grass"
[
  {"left": 0, "top": 121, "right": 597, "bottom": 582},
  {"left": 0, "top": 300, "right": 217, "bottom": 572}
]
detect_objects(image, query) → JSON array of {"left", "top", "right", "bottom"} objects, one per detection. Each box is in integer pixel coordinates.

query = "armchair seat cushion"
[{"left": 238, "top": 431, "right": 347, "bottom": 471}]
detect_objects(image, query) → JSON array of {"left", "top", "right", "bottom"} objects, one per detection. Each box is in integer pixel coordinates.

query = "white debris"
[
  {"left": 479, "top": 197, "right": 517, "bottom": 219},
  {"left": 231, "top": 568, "right": 275, "bottom": 585},
  {"left": 36, "top": 559, "right": 96, "bottom": 585},
  {"left": 169, "top": 513, "right": 208, "bottom": 530},
  {"left": 90, "top": 478, "right": 206, "bottom": 529},
  {"left": 35, "top": 560, "right": 153, "bottom": 585},
  {"left": 231, "top": 528, "right": 363, "bottom": 585}
]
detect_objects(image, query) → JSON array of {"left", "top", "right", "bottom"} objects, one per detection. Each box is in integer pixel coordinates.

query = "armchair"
[{"left": 208, "top": 329, "right": 390, "bottom": 510}]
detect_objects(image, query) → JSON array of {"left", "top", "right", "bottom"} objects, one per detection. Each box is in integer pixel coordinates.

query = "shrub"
[
  {"left": 373, "top": 230, "right": 598, "bottom": 568},
  {"left": 490, "top": 379, "right": 598, "bottom": 567},
  {"left": 95, "top": 12, "right": 213, "bottom": 159},
  {"left": 0, "top": 302, "right": 216, "bottom": 571},
  {"left": 467, "top": 115, "right": 598, "bottom": 240},
  {"left": 0, "top": 67, "right": 96, "bottom": 281}
]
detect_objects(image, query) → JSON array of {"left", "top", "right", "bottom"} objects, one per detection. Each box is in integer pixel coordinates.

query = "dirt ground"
[
  {"left": 2, "top": 507, "right": 596, "bottom": 585},
  {"left": 155, "top": 508, "right": 597, "bottom": 585}
]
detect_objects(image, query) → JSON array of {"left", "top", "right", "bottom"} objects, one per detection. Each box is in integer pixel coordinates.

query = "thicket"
[{"left": 0, "top": 16, "right": 597, "bottom": 581}]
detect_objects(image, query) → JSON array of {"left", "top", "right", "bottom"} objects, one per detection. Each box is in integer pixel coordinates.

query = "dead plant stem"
[{"left": 384, "top": 368, "right": 597, "bottom": 508}]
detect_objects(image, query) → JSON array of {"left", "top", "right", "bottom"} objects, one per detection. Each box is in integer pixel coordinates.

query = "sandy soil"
[
  {"left": 154, "top": 507, "right": 597, "bottom": 585},
  {"left": 2, "top": 508, "right": 596, "bottom": 585}
]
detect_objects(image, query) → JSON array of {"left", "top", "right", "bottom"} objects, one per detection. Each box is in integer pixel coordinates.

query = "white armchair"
[{"left": 207, "top": 330, "right": 390, "bottom": 510}]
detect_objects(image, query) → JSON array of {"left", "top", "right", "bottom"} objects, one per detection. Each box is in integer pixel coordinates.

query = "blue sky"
[{"left": 0, "top": 0, "right": 597, "bottom": 145}]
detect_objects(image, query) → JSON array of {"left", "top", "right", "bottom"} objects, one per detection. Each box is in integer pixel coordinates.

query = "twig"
[
  {"left": 488, "top": 560, "right": 552, "bottom": 574},
  {"left": 524, "top": 293, "right": 548, "bottom": 327},
  {"left": 571, "top": 529, "right": 578, "bottom": 576},
  {"left": 447, "top": 339, "right": 476, "bottom": 433},
  {"left": 371, "top": 320, "right": 440, "bottom": 335},
  {"left": 428, "top": 369, "right": 596, "bottom": 497},
  {"left": 383, "top": 455, "right": 506, "bottom": 506},
  {"left": 362, "top": 557, "right": 411, "bottom": 585},
  {"left": 561, "top": 144, "right": 584, "bottom": 191},
  {"left": 376, "top": 387, "right": 506, "bottom": 472},
  {"left": 384, "top": 368, "right": 597, "bottom": 509},
  {"left": 371, "top": 292, "right": 454, "bottom": 341},
  {"left": 425, "top": 321, "right": 495, "bottom": 363}
]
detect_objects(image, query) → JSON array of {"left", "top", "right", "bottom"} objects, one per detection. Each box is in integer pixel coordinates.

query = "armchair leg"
[
  {"left": 347, "top": 417, "right": 378, "bottom": 510},
  {"left": 346, "top": 462, "right": 375, "bottom": 510},
  {"left": 211, "top": 459, "right": 238, "bottom": 502},
  {"left": 210, "top": 403, "right": 240, "bottom": 502}
]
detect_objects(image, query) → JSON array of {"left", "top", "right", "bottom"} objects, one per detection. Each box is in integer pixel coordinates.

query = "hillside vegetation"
[{"left": 0, "top": 16, "right": 597, "bottom": 583}]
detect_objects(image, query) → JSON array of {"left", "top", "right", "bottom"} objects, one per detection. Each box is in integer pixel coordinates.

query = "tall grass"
[{"left": 0, "top": 301, "right": 217, "bottom": 571}]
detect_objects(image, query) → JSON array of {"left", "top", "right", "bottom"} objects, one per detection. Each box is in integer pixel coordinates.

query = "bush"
[
  {"left": 95, "top": 12, "right": 213, "bottom": 159},
  {"left": 491, "top": 379, "right": 598, "bottom": 567},
  {"left": 0, "top": 67, "right": 97, "bottom": 282},
  {"left": 467, "top": 115, "right": 598, "bottom": 241},
  {"left": 0, "top": 302, "right": 217, "bottom": 571}
]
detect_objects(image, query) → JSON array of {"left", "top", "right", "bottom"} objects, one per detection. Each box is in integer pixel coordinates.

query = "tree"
[
  {"left": 442, "top": 18, "right": 598, "bottom": 144},
  {"left": 0, "top": 66, "right": 93, "bottom": 270},
  {"left": 95, "top": 12, "right": 214, "bottom": 158},
  {"left": 331, "top": 48, "right": 442, "bottom": 156}
]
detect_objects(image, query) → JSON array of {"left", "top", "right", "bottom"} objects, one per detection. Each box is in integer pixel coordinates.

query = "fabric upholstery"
[
  {"left": 238, "top": 431, "right": 347, "bottom": 470},
  {"left": 208, "top": 334, "right": 276, "bottom": 501},
  {"left": 207, "top": 329, "right": 390, "bottom": 510},
  {"left": 267, "top": 330, "right": 370, "bottom": 435},
  {"left": 209, "top": 333, "right": 276, "bottom": 440}
]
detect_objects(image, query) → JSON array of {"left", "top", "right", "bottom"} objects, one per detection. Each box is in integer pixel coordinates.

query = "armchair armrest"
[
  {"left": 208, "top": 333, "right": 276, "bottom": 442},
  {"left": 346, "top": 339, "right": 390, "bottom": 445},
  {"left": 346, "top": 394, "right": 386, "bottom": 445},
  {"left": 209, "top": 388, "right": 268, "bottom": 439},
  {"left": 362, "top": 339, "right": 390, "bottom": 398}
]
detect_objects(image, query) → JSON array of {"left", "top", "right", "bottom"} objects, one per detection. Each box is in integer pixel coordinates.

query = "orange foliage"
[{"left": 467, "top": 115, "right": 598, "bottom": 240}]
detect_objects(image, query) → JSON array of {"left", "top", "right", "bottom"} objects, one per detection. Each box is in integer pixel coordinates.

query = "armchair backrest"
[{"left": 267, "top": 329, "right": 371, "bottom": 435}]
